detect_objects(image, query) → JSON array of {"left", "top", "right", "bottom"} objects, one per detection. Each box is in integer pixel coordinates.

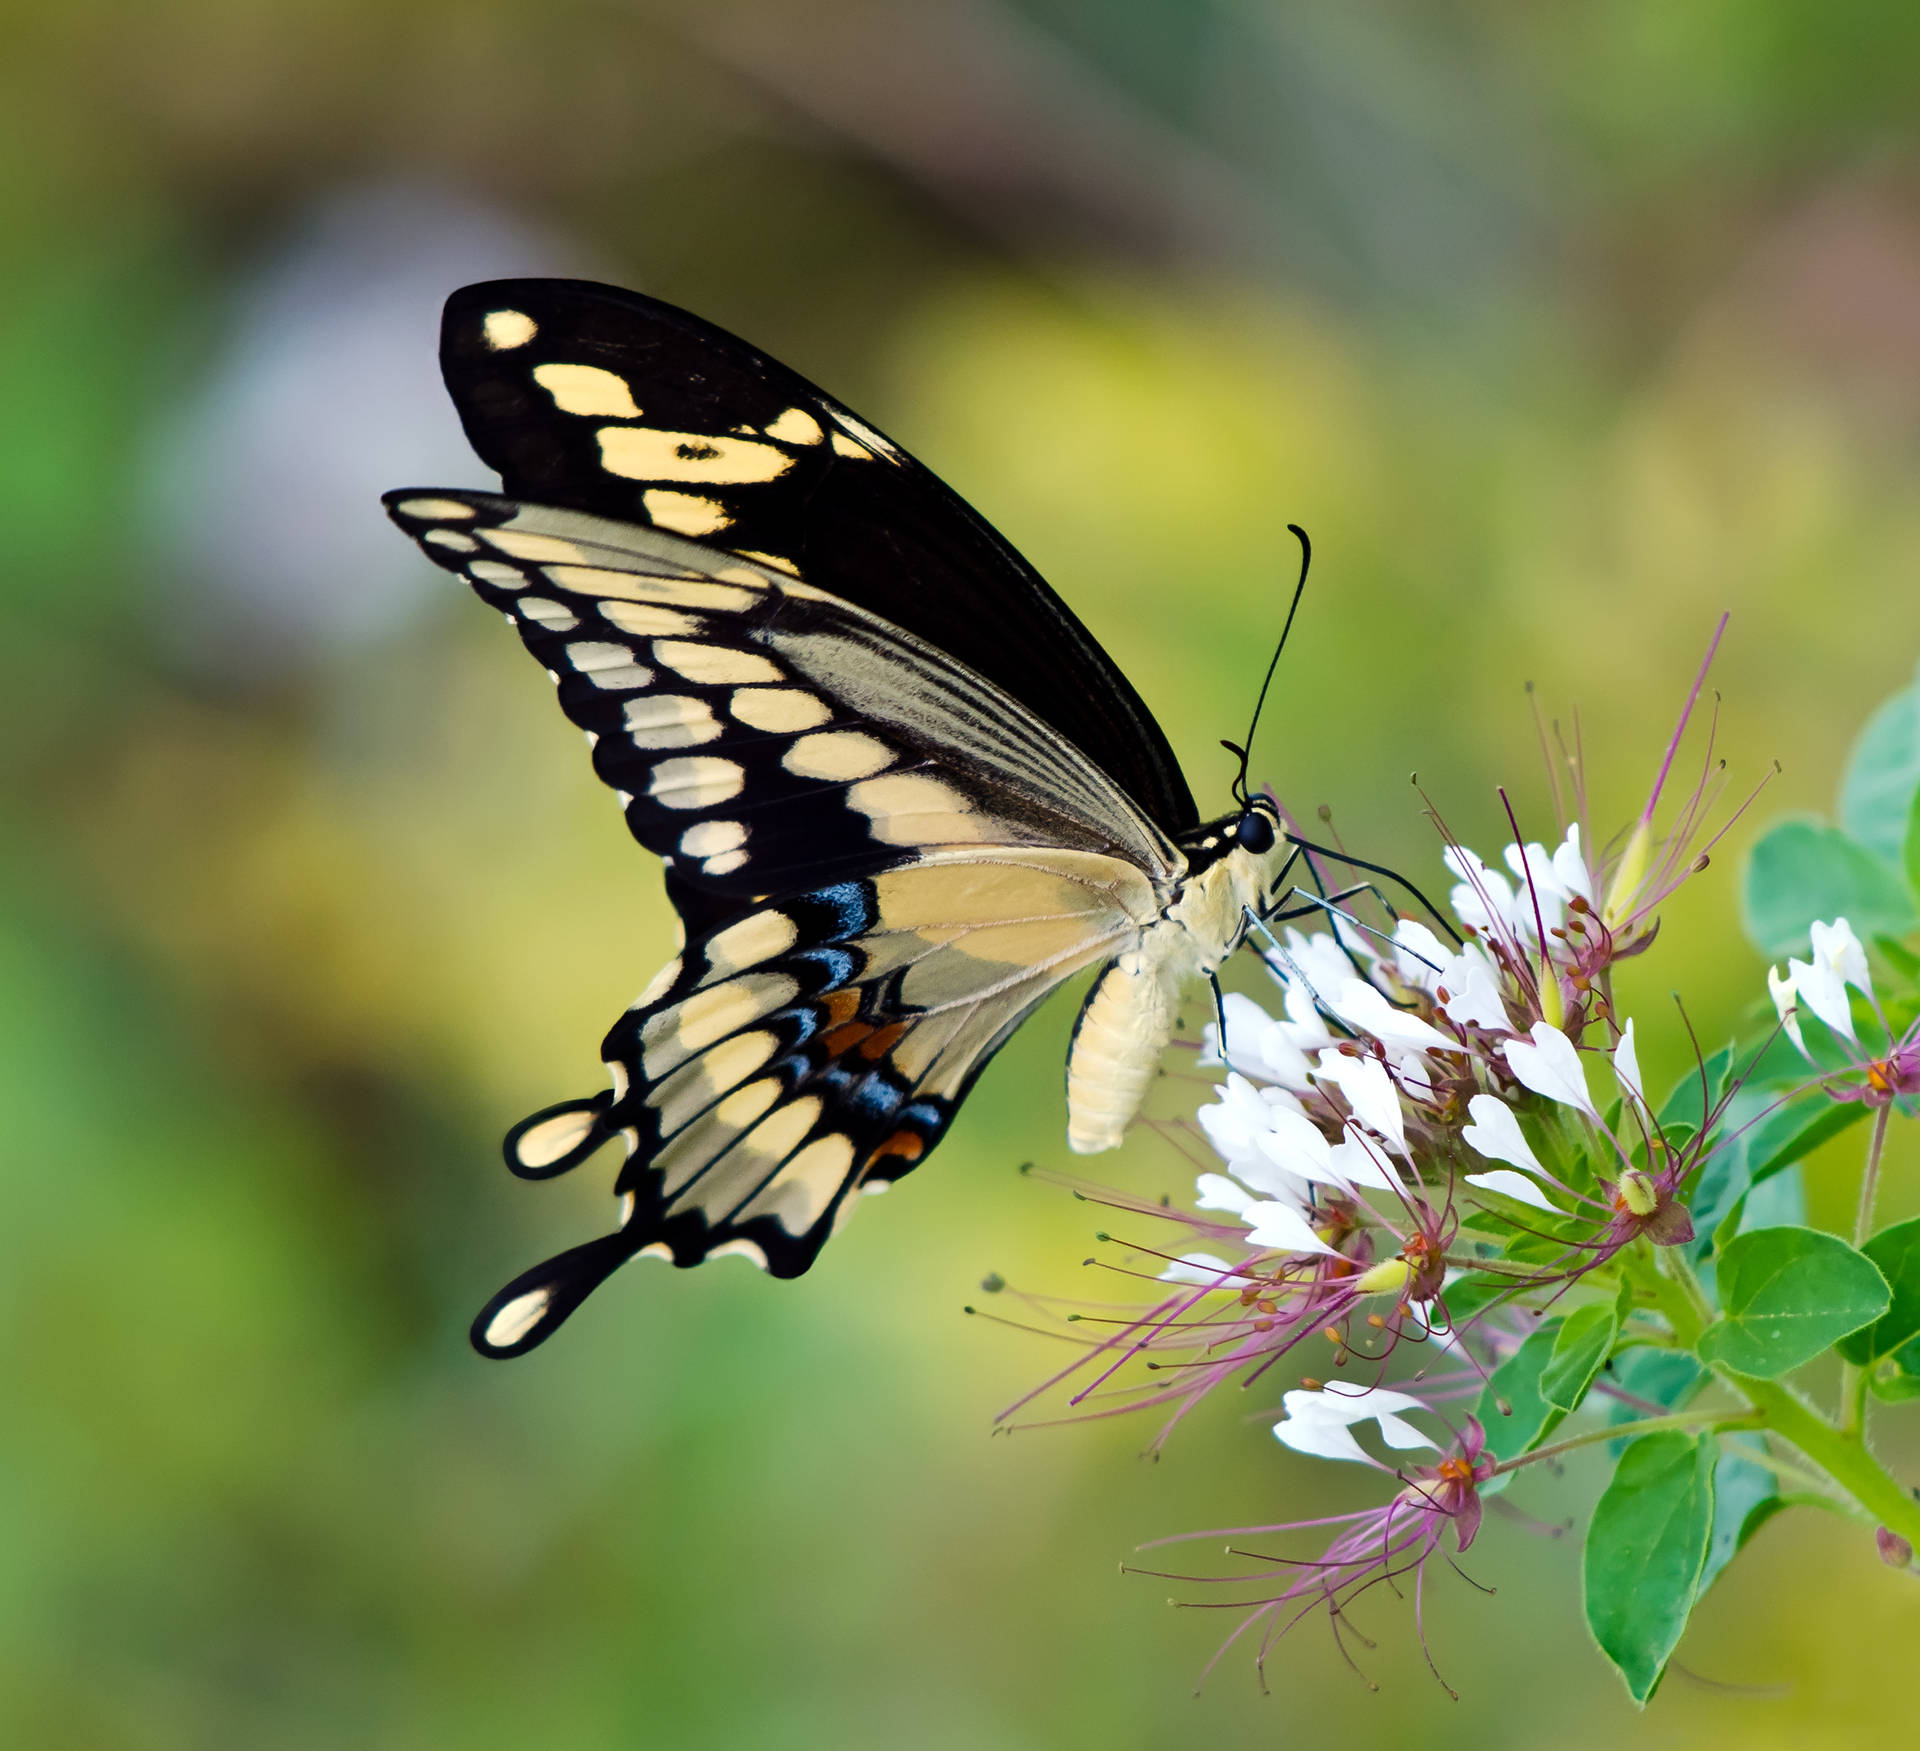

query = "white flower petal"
[
  {"left": 1391, "top": 919, "right": 1451, "bottom": 992},
  {"left": 1273, "top": 1386, "right": 1438, "bottom": 1467},
  {"left": 1439, "top": 946, "right": 1510, "bottom": 1033},
  {"left": 1255, "top": 1106, "right": 1334, "bottom": 1181},
  {"left": 1329, "top": 978, "right": 1453, "bottom": 1053},
  {"left": 1444, "top": 844, "right": 1519, "bottom": 938},
  {"left": 1194, "top": 1172, "right": 1257, "bottom": 1216},
  {"left": 1810, "top": 917, "right": 1872, "bottom": 999},
  {"left": 1198, "top": 991, "right": 1275, "bottom": 1070},
  {"left": 1243, "top": 1201, "right": 1341, "bottom": 1256},
  {"left": 1314, "top": 1051, "right": 1408, "bottom": 1152},
  {"left": 1768, "top": 963, "right": 1807, "bottom": 1055},
  {"left": 1326, "top": 1135, "right": 1404, "bottom": 1191},
  {"left": 1552, "top": 824, "right": 1593, "bottom": 902},
  {"left": 1788, "top": 952, "right": 1856, "bottom": 1041},
  {"left": 1461, "top": 1093, "right": 1546, "bottom": 1175},
  {"left": 1502, "top": 1022, "right": 1596, "bottom": 1116},
  {"left": 1613, "top": 1018, "right": 1646, "bottom": 1111},
  {"left": 1466, "top": 1169, "right": 1559, "bottom": 1212}
]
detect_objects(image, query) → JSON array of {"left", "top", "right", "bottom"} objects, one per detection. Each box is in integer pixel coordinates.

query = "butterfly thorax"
[{"left": 1064, "top": 799, "right": 1290, "bottom": 1153}]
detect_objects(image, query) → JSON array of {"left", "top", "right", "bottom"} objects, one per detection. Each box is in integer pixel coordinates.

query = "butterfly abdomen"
[{"left": 1065, "top": 947, "right": 1181, "bottom": 1152}]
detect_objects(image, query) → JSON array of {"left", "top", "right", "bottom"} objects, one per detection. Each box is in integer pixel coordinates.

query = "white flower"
[
  {"left": 1445, "top": 844, "right": 1524, "bottom": 938},
  {"left": 1242, "top": 1201, "right": 1341, "bottom": 1257},
  {"left": 1196, "top": 1072, "right": 1295, "bottom": 1168},
  {"left": 1503, "top": 840, "right": 1569, "bottom": 934},
  {"left": 1390, "top": 919, "right": 1451, "bottom": 993},
  {"left": 1326, "top": 1134, "right": 1404, "bottom": 1191},
  {"left": 1502, "top": 1022, "right": 1597, "bottom": 1117},
  {"left": 1774, "top": 917, "right": 1873, "bottom": 1043},
  {"left": 1313, "top": 1050, "right": 1408, "bottom": 1152},
  {"left": 1201, "top": 993, "right": 1314, "bottom": 1091},
  {"left": 1461, "top": 1093, "right": 1546, "bottom": 1176},
  {"left": 1552, "top": 823, "right": 1594, "bottom": 902},
  {"left": 1613, "top": 1018, "right": 1647, "bottom": 1111},
  {"left": 1273, "top": 1386, "right": 1437, "bottom": 1466},
  {"left": 1194, "top": 1172, "right": 1258, "bottom": 1217},
  {"left": 1438, "top": 943, "right": 1510, "bottom": 1033},
  {"left": 1327, "top": 978, "right": 1453, "bottom": 1054},
  {"left": 1465, "top": 1168, "right": 1559, "bottom": 1211},
  {"left": 1768, "top": 962, "right": 1806, "bottom": 1054}
]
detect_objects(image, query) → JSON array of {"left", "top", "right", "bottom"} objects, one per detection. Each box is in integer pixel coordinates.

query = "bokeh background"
[{"left": 6, "top": 2, "right": 1920, "bottom": 1745}]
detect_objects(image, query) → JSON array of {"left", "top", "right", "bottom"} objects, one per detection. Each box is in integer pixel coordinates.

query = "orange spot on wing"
[
  {"left": 856, "top": 1021, "right": 908, "bottom": 1061},
  {"left": 821, "top": 989, "right": 862, "bottom": 1028},
  {"left": 866, "top": 1128, "right": 925, "bottom": 1168},
  {"left": 821, "top": 1020, "right": 874, "bottom": 1057}
]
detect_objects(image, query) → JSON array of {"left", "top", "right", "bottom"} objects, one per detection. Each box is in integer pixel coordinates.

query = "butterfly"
[{"left": 385, "top": 279, "right": 1303, "bottom": 1358}]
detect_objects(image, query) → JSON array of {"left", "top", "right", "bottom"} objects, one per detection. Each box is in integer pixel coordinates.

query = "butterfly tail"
[{"left": 469, "top": 1230, "right": 639, "bottom": 1359}]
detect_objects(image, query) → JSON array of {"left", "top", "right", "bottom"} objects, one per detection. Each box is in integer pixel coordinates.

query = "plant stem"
[
  {"left": 1728, "top": 1374, "right": 1920, "bottom": 1546},
  {"left": 1854, "top": 1102, "right": 1892, "bottom": 1247},
  {"left": 1490, "top": 1407, "right": 1760, "bottom": 1476}
]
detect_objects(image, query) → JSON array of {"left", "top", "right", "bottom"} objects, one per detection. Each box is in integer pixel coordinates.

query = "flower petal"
[
  {"left": 1329, "top": 978, "right": 1453, "bottom": 1053},
  {"left": 1810, "top": 916, "right": 1872, "bottom": 999},
  {"left": 1466, "top": 1169, "right": 1559, "bottom": 1212},
  {"left": 1502, "top": 1022, "right": 1596, "bottom": 1116},
  {"left": 1391, "top": 919, "right": 1450, "bottom": 992},
  {"left": 1439, "top": 946, "right": 1510, "bottom": 1032},
  {"left": 1273, "top": 1386, "right": 1438, "bottom": 1467},
  {"left": 1243, "top": 1201, "right": 1341, "bottom": 1256},
  {"left": 1613, "top": 1018, "right": 1646, "bottom": 1111},
  {"left": 1788, "top": 951, "right": 1856, "bottom": 1041},
  {"left": 1326, "top": 1135, "right": 1404, "bottom": 1191},
  {"left": 1194, "top": 1172, "right": 1256, "bottom": 1216},
  {"left": 1461, "top": 1093, "right": 1546, "bottom": 1175},
  {"left": 1158, "top": 1252, "right": 1254, "bottom": 1285},
  {"left": 1768, "top": 963, "right": 1808, "bottom": 1056},
  {"left": 1314, "top": 1050, "right": 1408, "bottom": 1152}
]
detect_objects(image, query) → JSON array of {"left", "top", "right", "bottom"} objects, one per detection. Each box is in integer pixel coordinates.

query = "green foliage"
[
  {"left": 1835, "top": 1217, "right": 1920, "bottom": 1364},
  {"left": 1696, "top": 1228, "right": 1890, "bottom": 1377},
  {"left": 1697, "top": 1439, "right": 1783, "bottom": 1599},
  {"left": 1477, "top": 1321, "right": 1567, "bottom": 1461},
  {"left": 1742, "top": 821, "right": 1916, "bottom": 958},
  {"left": 1583, "top": 1433, "right": 1718, "bottom": 1704},
  {"left": 1540, "top": 1302, "right": 1618, "bottom": 1413},
  {"left": 1838, "top": 662, "right": 1920, "bottom": 866}
]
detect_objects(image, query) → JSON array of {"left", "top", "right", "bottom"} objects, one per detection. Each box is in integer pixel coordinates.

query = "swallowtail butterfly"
[{"left": 386, "top": 280, "right": 1302, "bottom": 1357}]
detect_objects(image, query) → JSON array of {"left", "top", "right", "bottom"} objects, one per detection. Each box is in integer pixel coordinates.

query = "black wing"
[{"left": 434, "top": 278, "right": 1198, "bottom": 838}]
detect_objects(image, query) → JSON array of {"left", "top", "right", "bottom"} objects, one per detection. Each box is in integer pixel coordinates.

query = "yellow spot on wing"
[
  {"left": 680, "top": 819, "right": 747, "bottom": 858},
  {"left": 532, "top": 361, "right": 642, "bottom": 417},
  {"left": 396, "top": 496, "right": 480, "bottom": 520},
  {"left": 598, "top": 600, "right": 702, "bottom": 636},
  {"left": 764, "top": 406, "right": 825, "bottom": 445},
  {"left": 643, "top": 489, "right": 732, "bottom": 537},
  {"left": 513, "top": 1108, "right": 601, "bottom": 1170},
  {"left": 647, "top": 756, "right": 744, "bottom": 809},
  {"left": 739, "top": 1133, "right": 855, "bottom": 1233},
  {"left": 654, "top": 641, "right": 782, "bottom": 686},
  {"left": 597, "top": 427, "right": 795, "bottom": 485},
  {"left": 729, "top": 687, "right": 833, "bottom": 732},
  {"left": 483, "top": 1288, "right": 550, "bottom": 1349},
  {"left": 704, "top": 910, "right": 798, "bottom": 978},
  {"left": 623, "top": 695, "right": 721, "bottom": 749},
  {"left": 782, "top": 731, "right": 893, "bottom": 782},
  {"left": 482, "top": 309, "right": 538, "bottom": 350},
  {"left": 545, "top": 566, "right": 757, "bottom": 612},
  {"left": 847, "top": 774, "right": 985, "bottom": 845}
]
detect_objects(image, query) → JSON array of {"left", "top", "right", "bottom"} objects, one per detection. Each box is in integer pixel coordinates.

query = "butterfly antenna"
[{"left": 1228, "top": 524, "right": 1312, "bottom": 806}]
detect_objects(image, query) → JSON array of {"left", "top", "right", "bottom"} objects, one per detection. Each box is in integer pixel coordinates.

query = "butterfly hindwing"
[
  {"left": 435, "top": 279, "right": 1198, "bottom": 838},
  {"left": 470, "top": 848, "right": 1157, "bottom": 1357},
  {"left": 385, "top": 490, "right": 1178, "bottom": 898}
]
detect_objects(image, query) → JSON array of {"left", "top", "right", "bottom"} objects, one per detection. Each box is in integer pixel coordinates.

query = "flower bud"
[
  {"left": 1877, "top": 1527, "right": 1914, "bottom": 1570},
  {"left": 1603, "top": 817, "right": 1652, "bottom": 928},
  {"left": 1353, "top": 1255, "right": 1414, "bottom": 1296}
]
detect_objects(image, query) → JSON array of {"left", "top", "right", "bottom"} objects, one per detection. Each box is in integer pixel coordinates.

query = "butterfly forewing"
[
  {"left": 385, "top": 491, "right": 1178, "bottom": 898},
  {"left": 436, "top": 279, "right": 1198, "bottom": 838}
]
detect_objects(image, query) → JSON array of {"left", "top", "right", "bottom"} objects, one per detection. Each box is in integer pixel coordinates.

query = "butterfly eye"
[{"left": 1235, "top": 810, "right": 1276, "bottom": 855}]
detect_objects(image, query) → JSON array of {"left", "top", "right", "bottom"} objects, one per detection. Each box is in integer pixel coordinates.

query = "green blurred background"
[{"left": 6, "top": 2, "right": 1920, "bottom": 1744}]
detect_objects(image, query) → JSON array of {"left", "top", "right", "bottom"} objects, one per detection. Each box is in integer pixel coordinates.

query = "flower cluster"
[{"left": 981, "top": 628, "right": 1913, "bottom": 1693}]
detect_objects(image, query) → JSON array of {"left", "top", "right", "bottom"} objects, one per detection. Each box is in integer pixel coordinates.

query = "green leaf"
[
  {"left": 1476, "top": 1320, "right": 1566, "bottom": 1462},
  {"left": 1658, "top": 1048, "right": 1735, "bottom": 1134},
  {"left": 1741, "top": 1091, "right": 1868, "bottom": 1185},
  {"left": 1696, "top": 1437, "right": 1780, "bottom": 1599},
  {"left": 1541, "top": 1302, "right": 1618, "bottom": 1412},
  {"left": 1584, "top": 1432, "right": 1718, "bottom": 1704},
  {"left": 1742, "top": 819, "right": 1916, "bottom": 959},
  {"left": 1840, "top": 667, "right": 1920, "bottom": 866},
  {"left": 1696, "top": 1227, "right": 1891, "bottom": 1377},
  {"left": 1836, "top": 1216, "right": 1920, "bottom": 1364},
  {"left": 1904, "top": 786, "right": 1920, "bottom": 902}
]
